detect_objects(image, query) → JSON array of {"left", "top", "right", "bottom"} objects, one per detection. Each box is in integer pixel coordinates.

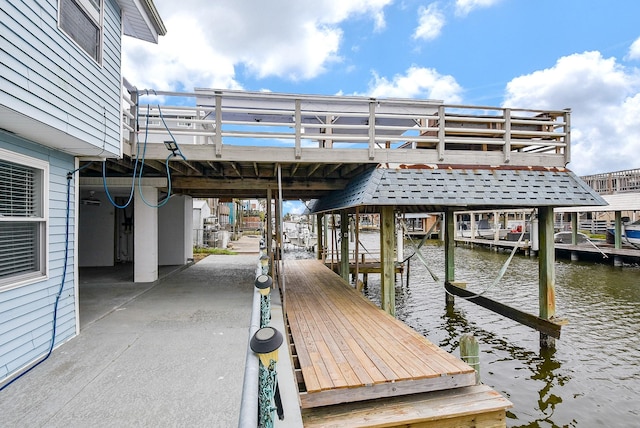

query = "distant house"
[
  {"left": 1, "top": 0, "right": 165, "bottom": 385},
  {"left": 193, "top": 199, "right": 212, "bottom": 246}
]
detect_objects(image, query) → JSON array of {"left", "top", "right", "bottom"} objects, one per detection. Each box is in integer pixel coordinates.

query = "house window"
[
  {"left": 59, "top": 0, "right": 103, "bottom": 62},
  {"left": 0, "top": 152, "right": 48, "bottom": 290}
]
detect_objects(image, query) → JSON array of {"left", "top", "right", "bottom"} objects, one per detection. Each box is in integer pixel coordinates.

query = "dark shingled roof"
[{"left": 309, "top": 165, "right": 607, "bottom": 214}]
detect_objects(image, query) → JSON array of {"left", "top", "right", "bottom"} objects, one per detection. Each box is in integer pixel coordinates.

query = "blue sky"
[{"left": 123, "top": 0, "right": 640, "bottom": 214}]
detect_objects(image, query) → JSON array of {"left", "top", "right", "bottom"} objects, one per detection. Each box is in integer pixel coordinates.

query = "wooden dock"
[
  {"left": 555, "top": 242, "right": 640, "bottom": 263},
  {"left": 284, "top": 259, "right": 512, "bottom": 426},
  {"left": 455, "top": 237, "right": 640, "bottom": 264},
  {"left": 455, "top": 236, "right": 532, "bottom": 253}
]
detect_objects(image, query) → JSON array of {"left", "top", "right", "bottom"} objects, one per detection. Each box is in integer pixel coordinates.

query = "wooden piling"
[
  {"left": 444, "top": 210, "right": 456, "bottom": 306},
  {"left": 380, "top": 206, "right": 396, "bottom": 316},
  {"left": 538, "top": 206, "right": 556, "bottom": 349},
  {"left": 460, "top": 335, "right": 480, "bottom": 385},
  {"left": 340, "top": 211, "right": 349, "bottom": 282}
]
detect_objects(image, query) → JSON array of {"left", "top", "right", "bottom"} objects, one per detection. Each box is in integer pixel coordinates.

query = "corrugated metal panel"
[
  {"left": 310, "top": 166, "right": 607, "bottom": 213},
  {"left": 0, "top": 0, "right": 123, "bottom": 157},
  {"left": 0, "top": 136, "right": 77, "bottom": 383}
]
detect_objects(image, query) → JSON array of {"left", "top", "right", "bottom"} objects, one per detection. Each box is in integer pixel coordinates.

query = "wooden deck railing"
[
  {"left": 580, "top": 168, "right": 640, "bottom": 194},
  {"left": 122, "top": 87, "right": 571, "bottom": 167}
]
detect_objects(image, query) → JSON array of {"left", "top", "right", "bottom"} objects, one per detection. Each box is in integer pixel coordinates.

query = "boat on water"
[
  {"left": 458, "top": 219, "right": 509, "bottom": 239},
  {"left": 554, "top": 231, "right": 590, "bottom": 244},
  {"left": 607, "top": 219, "right": 640, "bottom": 245}
]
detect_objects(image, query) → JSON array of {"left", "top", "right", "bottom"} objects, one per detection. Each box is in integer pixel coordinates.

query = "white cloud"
[
  {"left": 123, "top": 0, "right": 392, "bottom": 90},
  {"left": 367, "top": 66, "right": 463, "bottom": 103},
  {"left": 283, "top": 201, "right": 306, "bottom": 215},
  {"left": 122, "top": 13, "right": 242, "bottom": 92},
  {"left": 628, "top": 36, "right": 640, "bottom": 60},
  {"left": 503, "top": 51, "right": 640, "bottom": 175},
  {"left": 455, "top": 0, "right": 502, "bottom": 17},
  {"left": 413, "top": 3, "right": 445, "bottom": 41}
]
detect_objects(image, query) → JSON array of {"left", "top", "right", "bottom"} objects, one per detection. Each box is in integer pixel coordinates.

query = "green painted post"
[
  {"left": 615, "top": 211, "right": 622, "bottom": 249},
  {"left": 538, "top": 206, "right": 556, "bottom": 348},
  {"left": 380, "top": 206, "right": 396, "bottom": 316},
  {"left": 316, "top": 213, "right": 324, "bottom": 260},
  {"left": 444, "top": 210, "right": 456, "bottom": 305},
  {"left": 340, "top": 211, "right": 350, "bottom": 282}
]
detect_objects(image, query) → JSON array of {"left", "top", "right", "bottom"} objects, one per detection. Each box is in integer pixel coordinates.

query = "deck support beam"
[
  {"left": 380, "top": 206, "right": 396, "bottom": 316},
  {"left": 614, "top": 211, "right": 622, "bottom": 249},
  {"left": 266, "top": 188, "right": 273, "bottom": 274},
  {"left": 538, "top": 206, "right": 556, "bottom": 348},
  {"left": 340, "top": 211, "right": 350, "bottom": 283},
  {"left": 316, "top": 213, "right": 324, "bottom": 260},
  {"left": 444, "top": 210, "right": 456, "bottom": 305}
]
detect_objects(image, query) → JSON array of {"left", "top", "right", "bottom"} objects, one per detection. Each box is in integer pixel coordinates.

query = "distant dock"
[{"left": 454, "top": 236, "right": 640, "bottom": 266}]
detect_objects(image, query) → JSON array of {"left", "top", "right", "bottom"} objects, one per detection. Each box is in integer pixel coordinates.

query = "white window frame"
[
  {"left": 0, "top": 149, "right": 49, "bottom": 291},
  {"left": 58, "top": 0, "right": 104, "bottom": 64}
]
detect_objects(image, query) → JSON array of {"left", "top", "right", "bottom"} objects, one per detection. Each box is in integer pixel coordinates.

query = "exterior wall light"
[{"left": 164, "top": 140, "right": 179, "bottom": 156}]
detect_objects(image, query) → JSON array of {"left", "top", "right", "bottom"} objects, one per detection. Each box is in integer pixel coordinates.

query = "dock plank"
[
  {"left": 302, "top": 384, "right": 512, "bottom": 428},
  {"left": 285, "top": 259, "right": 478, "bottom": 408}
]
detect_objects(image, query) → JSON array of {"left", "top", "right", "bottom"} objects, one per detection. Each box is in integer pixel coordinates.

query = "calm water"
[{"left": 285, "top": 232, "right": 640, "bottom": 427}]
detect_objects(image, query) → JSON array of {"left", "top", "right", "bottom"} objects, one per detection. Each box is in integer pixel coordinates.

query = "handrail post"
[
  {"left": 564, "top": 108, "right": 571, "bottom": 165},
  {"left": 503, "top": 108, "right": 511, "bottom": 164},
  {"left": 129, "top": 89, "right": 138, "bottom": 152},
  {"left": 295, "top": 99, "right": 302, "bottom": 159},
  {"left": 368, "top": 100, "right": 376, "bottom": 160},
  {"left": 437, "top": 105, "right": 445, "bottom": 161},
  {"left": 214, "top": 94, "right": 222, "bottom": 157},
  {"left": 237, "top": 290, "right": 261, "bottom": 428}
]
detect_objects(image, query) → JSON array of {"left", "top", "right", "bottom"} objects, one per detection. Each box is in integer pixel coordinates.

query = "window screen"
[
  {"left": 0, "top": 159, "right": 46, "bottom": 287},
  {"left": 59, "top": 0, "right": 102, "bottom": 62}
]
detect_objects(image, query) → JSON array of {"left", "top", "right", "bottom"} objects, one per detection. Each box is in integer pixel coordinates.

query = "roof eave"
[{"left": 118, "top": 0, "right": 167, "bottom": 44}]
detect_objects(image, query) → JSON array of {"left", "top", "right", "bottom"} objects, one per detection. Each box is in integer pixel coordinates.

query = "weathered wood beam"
[
  {"left": 139, "top": 160, "right": 166, "bottom": 174},
  {"left": 380, "top": 206, "right": 395, "bottom": 316},
  {"left": 206, "top": 161, "right": 219, "bottom": 173},
  {"left": 444, "top": 282, "right": 563, "bottom": 339},
  {"left": 316, "top": 213, "right": 324, "bottom": 261},
  {"left": 325, "top": 163, "right": 342, "bottom": 176},
  {"left": 179, "top": 160, "right": 202, "bottom": 174},
  {"left": 135, "top": 143, "right": 567, "bottom": 168},
  {"left": 229, "top": 162, "right": 242, "bottom": 178},
  {"left": 307, "top": 163, "right": 323, "bottom": 177},
  {"left": 538, "top": 206, "right": 556, "bottom": 347},
  {"left": 340, "top": 211, "right": 349, "bottom": 283},
  {"left": 444, "top": 209, "right": 455, "bottom": 305},
  {"left": 172, "top": 176, "right": 347, "bottom": 190}
]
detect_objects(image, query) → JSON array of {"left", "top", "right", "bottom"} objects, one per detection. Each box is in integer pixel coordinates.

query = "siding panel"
[
  {"left": 0, "top": 0, "right": 124, "bottom": 156},
  {"left": 0, "top": 134, "right": 77, "bottom": 383}
]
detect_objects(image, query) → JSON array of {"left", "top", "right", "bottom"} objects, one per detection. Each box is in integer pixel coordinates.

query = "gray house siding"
[
  {"left": 0, "top": 132, "right": 77, "bottom": 382},
  {"left": 0, "top": 0, "right": 124, "bottom": 157}
]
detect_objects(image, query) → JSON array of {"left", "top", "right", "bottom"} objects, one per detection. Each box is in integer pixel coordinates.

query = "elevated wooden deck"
[{"left": 284, "top": 260, "right": 511, "bottom": 426}]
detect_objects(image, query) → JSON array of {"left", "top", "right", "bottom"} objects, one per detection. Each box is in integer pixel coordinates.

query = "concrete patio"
[{"left": 0, "top": 237, "right": 272, "bottom": 427}]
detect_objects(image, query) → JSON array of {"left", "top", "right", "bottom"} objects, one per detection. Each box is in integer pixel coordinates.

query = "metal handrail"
[{"left": 238, "top": 288, "right": 261, "bottom": 428}]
